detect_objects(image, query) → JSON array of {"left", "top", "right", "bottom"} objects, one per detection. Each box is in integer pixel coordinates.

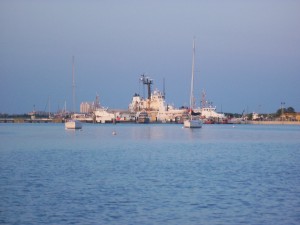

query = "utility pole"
[{"left": 281, "top": 102, "right": 285, "bottom": 121}]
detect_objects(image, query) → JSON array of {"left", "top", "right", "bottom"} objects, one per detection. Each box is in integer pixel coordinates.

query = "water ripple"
[{"left": 1, "top": 124, "right": 300, "bottom": 224}]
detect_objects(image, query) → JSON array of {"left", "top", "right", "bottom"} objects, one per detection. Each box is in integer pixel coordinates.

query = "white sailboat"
[
  {"left": 65, "top": 119, "right": 82, "bottom": 129},
  {"left": 184, "top": 38, "right": 203, "bottom": 128},
  {"left": 65, "top": 56, "right": 82, "bottom": 129}
]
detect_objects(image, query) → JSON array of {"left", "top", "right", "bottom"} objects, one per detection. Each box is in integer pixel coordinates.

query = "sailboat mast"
[
  {"left": 64, "top": 100, "right": 67, "bottom": 113},
  {"left": 190, "top": 39, "right": 195, "bottom": 110},
  {"left": 72, "top": 56, "right": 75, "bottom": 113},
  {"left": 163, "top": 78, "right": 166, "bottom": 99},
  {"left": 48, "top": 96, "right": 50, "bottom": 118}
]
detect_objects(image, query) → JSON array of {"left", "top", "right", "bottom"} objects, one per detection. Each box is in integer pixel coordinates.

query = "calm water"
[{"left": 1, "top": 123, "right": 300, "bottom": 224}]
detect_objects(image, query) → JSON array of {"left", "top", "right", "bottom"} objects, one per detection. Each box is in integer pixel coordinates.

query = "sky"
[{"left": 1, "top": 0, "right": 299, "bottom": 114}]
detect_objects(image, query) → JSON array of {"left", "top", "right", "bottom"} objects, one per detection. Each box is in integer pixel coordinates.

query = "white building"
[
  {"left": 80, "top": 102, "right": 93, "bottom": 113},
  {"left": 80, "top": 94, "right": 101, "bottom": 113}
]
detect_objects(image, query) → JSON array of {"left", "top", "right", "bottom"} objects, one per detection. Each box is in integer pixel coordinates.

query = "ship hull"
[
  {"left": 184, "top": 119, "right": 202, "bottom": 128},
  {"left": 65, "top": 120, "right": 82, "bottom": 129},
  {"left": 137, "top": 118, "right": 150, "bottom": 123}
]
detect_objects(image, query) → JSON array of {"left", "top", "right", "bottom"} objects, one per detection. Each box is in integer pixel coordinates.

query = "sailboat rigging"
[
  {"left": 65, "top": 56, "right": 82, "bottom": 129},
  {"left": 184, "top": 38, "right": 203, "bottom": 128}
]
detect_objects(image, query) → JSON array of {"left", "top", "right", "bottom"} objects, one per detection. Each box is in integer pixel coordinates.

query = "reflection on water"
[
  {"left": 63, "top": 123, "right": 300, "bottom": 143},
  {"left": 130, "top": 125, "right": 175, "bottom": 140},
  {"left": 115, "top": 124, "right": 205, "bottom": 141}
]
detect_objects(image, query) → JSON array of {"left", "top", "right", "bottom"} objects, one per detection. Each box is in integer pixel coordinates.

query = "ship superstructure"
[
  {"left": 194, "top": 90, "right": 227, "bottom": 123},
  {"left": 129, "top": 75, "right": 187, "bottom": 123}
]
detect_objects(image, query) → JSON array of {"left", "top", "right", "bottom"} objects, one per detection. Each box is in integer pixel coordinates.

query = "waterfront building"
[
  {"left": 80, "top": 94, "right": 101, "bottom": 113},
  {"left": 80, "top": 102, "right": 93, "bottom": 113}
]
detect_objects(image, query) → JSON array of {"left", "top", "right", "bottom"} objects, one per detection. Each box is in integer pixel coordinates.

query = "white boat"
[
  {"left": 128, "top": 77, "right": 186, "bottom": 123},
  {"left": 184, "top": 118, "right": 202, "bottom": 128},
  {"left": 94, "top": 107, "right": 115, "bottom": 123},
  {"left": 72, "top": 113, "right": 93, "bottom": 123},
  {"left": 193, "top": 90, "right": 228, "bottom": 124},
  {"left": 201, "top": 106, "right": 226, "bottom": 119},
  {"left": 184, "top": 38, "right": 202, "bottom": 128},
  {"left": 65, "top": 119, "right": 82, "bottom": 129},
  {"left": 136, "top": 110, "right": 150, "bottom": 123},
  {"left": 65, "top": 56, "right": 83, "bottom": 129}
]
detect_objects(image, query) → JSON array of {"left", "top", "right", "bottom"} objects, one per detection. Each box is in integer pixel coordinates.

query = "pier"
[{"left": 0, "top": 118, "right": 63, "bottom": 123}]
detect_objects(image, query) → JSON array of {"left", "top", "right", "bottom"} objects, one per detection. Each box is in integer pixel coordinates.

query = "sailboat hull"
[
  {"left": 65, "top": 120, "right": 82, "bottom": 129},
  {"left": 184, "top": 38, "right": 203, "bottom": 129},
  {"left": 184, "top": 119, "right": 202, "bottom": 128}
]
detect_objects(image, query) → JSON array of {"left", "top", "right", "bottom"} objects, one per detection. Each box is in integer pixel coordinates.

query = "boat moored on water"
[
  {"left": 94, "top": 107, "right": 115, "bottom": 123},
  {"left": 184, "top": 115, "right": 202, "bottom": 128},
  {"left": 65, "top": 56, "right": 83, "bottom": 130},
  {"left": 128, "top": 76, "right": 187, "bottom": 123},
  {"left": 183, "top": 38, "right": 203, "bottom": 128},
  {"left": 193, "top": 90, "right": 228, "bottom": 124},
  {"left": 72, "top": 113, "right": 93, "bottom": 123},
  {"left": 136, "top": 110, "right": 150, "bottom": 123},
  {"left": 65, "top": 119, "right": 82, "bottom": 129},
  {"left": 198, "top": 106, "right": 228, "bottom": 124}
]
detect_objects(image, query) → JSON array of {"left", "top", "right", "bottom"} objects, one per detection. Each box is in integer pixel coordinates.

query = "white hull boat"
[
  {"left": 184, "top": 117, "right": 202, "bottom": 128},
  {"left": 184, "top": 38, "right": 203, "bottom": 129},
  {"left": 65, "top": 120, "right": 82, "bottom": 129},
  {"left": 94, "top": 108, "right": 115, "bottom": 123},
  {"left": 65, "top": 57, "right": 83, "bottom": 130}
]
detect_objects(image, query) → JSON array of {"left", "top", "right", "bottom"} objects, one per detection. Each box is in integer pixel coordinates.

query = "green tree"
[
  {"left": 276, "top": 106, "right": 295, "bottom": 116},
  {"left": 276, "top": 108, "right": 283, "bottom": 116},
  {"left": 286, "top": 107, "right": 295, "bottom": 113},
  {"left": 247, "top": 113, "right": 253, "bottom": 120}
]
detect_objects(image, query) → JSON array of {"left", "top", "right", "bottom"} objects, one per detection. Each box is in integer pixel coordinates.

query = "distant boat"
[
  {"left": 128, "top": 81, "right": 186, "bottom": 123},
  {"left": 65, "top": 56, "right": 82, "bottom": 129},
  {"left": 193, "top": 90, "right": 228, "bottom": 124},
  {"left": 65, "top": 119, "right": 82, "bottom": 129},
  {"left": 94, "top": 107, "right": 115, "bottom": 123},
  {"left": 184, "top": 38, "right": 203, "bottom": 128},
  {"left": 137, "top": 110, "right": 150, "bottom": 123}
]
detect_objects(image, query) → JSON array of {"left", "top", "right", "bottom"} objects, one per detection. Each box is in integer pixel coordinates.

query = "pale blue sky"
[{"left": 1, "top": 0, "right": 299, "bottom": 114}]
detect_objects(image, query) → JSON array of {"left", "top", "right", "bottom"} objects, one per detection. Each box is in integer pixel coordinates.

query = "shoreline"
[
  {"left": 1, "top": 118, "right": 300, "bottom": 125},
  {"left": 246, "top": 121, "right": 300, "bottom": 125}
]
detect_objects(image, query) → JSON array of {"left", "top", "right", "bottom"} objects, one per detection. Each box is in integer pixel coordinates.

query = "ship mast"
[
  {"left": 140, "top": 74, "right": 153, "bottom": 110},
  {"left": 163, "top": 78, "right": 166, "bottom": 99},
  {"left": 140, "top": 74, "right": 153, "bottom": 100},
  {"left": 190, "top": 38, "right": 196, "bottom": 110},
  {"left": 201, "top": 90, "right": 206, "bottom": 108},
  {"left": 48, "top": 96, "right": 51, "bottom": 118},
  {"left": 72, "top": 56, "right": 76, "bottom": 113}
]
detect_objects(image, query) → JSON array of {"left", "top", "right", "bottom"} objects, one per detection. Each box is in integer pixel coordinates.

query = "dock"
[{"left": 0, "top": 118, "right": 63, "bottom": 123}]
